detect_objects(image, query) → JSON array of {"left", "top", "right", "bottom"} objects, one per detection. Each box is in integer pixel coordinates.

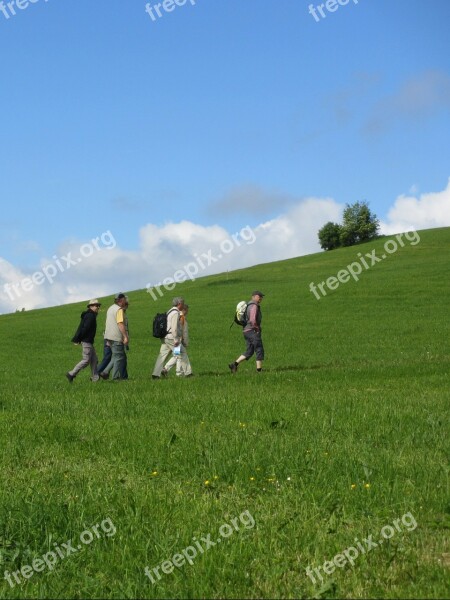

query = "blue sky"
[{"left": 1, "top": 0, "right": 449, "bottom": 312}]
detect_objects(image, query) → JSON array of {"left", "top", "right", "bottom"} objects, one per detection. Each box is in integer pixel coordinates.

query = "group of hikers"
[{"left": 66, "top": 290, "right": 265, "bottom": 383}]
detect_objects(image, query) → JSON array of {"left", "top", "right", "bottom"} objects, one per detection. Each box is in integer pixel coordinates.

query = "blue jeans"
[
  {"left": 97, "top": 341, "right": 112, "bottom": 374},
  {"left": 103, "top": 341, "right": 126, "bottom": 380}
]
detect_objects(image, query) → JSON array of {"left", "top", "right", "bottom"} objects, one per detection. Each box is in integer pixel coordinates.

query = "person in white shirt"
[
  {"left": 162, "top": 303, "right": 193, "bottom": 377},
  {"left": 152, "top": 297, "right": 184, "bottom": 379},
  {"left": 100, "top": 293, "right": 129, "bottom": 380}
]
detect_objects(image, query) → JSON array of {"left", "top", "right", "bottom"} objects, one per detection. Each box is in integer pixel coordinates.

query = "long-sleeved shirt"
[
  {"left": 244, "top": 302, "right": 262, "bottom": 333},
  {"left": 72, "top": 309, "right": 97, "bottom": 344},
  {"left": 165, "top": 308, "right": 182, "bottom": 344}
]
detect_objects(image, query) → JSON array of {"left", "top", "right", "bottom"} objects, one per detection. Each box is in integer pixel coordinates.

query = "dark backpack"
[{"left": 152, "top": 308, "right": 177, "bottom": 339}]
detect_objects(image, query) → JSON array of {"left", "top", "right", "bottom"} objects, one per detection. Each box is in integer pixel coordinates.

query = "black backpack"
[{"left": 152, "top": 308, "right": 177, "bottom": 339}]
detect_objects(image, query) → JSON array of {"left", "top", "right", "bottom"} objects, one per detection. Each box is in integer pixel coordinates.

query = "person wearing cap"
[
  {"left": 98, "top": 297, "right": 130, "bottom": 379},
  {"left": 100, "top": 293, "right": 129, "bottom": 381},
  {"left": 229, "top": 291, "right": 265, "bottom": 374},
  {"left": 66, "top": 299, "right": 101, "bottom": 383}
]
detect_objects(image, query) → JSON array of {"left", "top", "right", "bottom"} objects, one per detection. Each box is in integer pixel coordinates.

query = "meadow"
[{"left": 0, "top": 227, "right": 449, "bottom": 599}]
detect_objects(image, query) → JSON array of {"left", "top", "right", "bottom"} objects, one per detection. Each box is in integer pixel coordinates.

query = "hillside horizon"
[{"left": 2, "top": 225, "right": 448, "bottom": 318}]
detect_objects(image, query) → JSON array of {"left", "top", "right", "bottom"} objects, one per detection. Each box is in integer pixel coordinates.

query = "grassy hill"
[{"left": 0, "top": 227, "right": 449, "bottom": 599}]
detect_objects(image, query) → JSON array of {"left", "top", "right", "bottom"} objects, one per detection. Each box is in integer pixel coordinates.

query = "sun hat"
[{"left": 87, "top": 299, "right": 101, "bottom": 307}]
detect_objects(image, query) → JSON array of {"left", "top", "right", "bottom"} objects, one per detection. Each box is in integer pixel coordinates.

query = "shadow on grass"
[{"left": 199, "top": 364, "right": 333, "bottom": 377}]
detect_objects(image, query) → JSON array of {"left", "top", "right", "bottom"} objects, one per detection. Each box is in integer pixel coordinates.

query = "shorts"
[{"left": 243, "top": 330, "right": 264, "bottom": 361}]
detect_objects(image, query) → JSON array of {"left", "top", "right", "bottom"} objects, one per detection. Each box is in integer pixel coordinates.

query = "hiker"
[
  {"left": 66, "top": 299, "right": 101, "bottom": 383},
  {"left": 152, "top": 297, "right": 184, "bottom": 379},
  {"left": 99, "top": 293, "right": 129, "bottom": 380},
  {"left": 229, "top": 291, "right": 265, "bottom": 374},
  {"left": 162, "top": 303, "right": 193, "bottom": 377},
  {"left": 98, "top": 299, "right": 129, "bottom": 378}
]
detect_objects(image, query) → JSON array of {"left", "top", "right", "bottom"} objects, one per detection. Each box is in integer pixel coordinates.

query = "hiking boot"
[
  {"left": 229, "top": 362, "right": 238, "bottom": 374},
  {"left": 99, "top": 372, "right": 109, "bottom": 380},
  {"left": 66, "top": 372, "right": 74, "bottom": 383}
]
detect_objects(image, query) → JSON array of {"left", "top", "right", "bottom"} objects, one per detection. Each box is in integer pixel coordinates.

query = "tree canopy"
[{"left": 318, "top": 201, "right": 380, "bottom": 251}]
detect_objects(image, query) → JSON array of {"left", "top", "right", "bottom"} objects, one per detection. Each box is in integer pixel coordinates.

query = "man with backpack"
[
  {"left": 152, "top": 297, "right": 184, "bottom": 379},
  {"left": 162, "top": 303, "right": 193, "bottom": 377},
  {"left": 66, "top": 299, "right": 101, "bottom": 383},
  {"left": 229, "top": 291, "right": 265, "bottom": 374}
]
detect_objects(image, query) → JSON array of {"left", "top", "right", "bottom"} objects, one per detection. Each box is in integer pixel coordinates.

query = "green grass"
[{"left": 0, "top": 227, "right": 449, "bottom": 599}]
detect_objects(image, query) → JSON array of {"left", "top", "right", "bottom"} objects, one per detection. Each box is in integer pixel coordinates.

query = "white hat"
[{"left": 87, "top": 299, "right": 101, "bottom": 307}]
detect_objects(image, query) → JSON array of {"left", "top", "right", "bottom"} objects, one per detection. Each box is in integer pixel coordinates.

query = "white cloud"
[
  {"left": 1, "top": 179, "right": 449, "bottom": 314},
  {"left": 380, "top": 178, "right": 450, "bottom": 234},
  {"left": 0, "top": 198, "right": 342, "bottom": 313}
]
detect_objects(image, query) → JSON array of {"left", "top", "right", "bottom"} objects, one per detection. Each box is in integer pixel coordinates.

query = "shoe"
[
  {"left": 99, "top": 372, "right": 109, "bottom": 380},
  {"left": 185, "top": 373, "right": 194, "bottom": 378},
  {"left": 228, "top": 362, "right": 238, "bottom": 374},
  {"left": 66, "top": 372, "right": 74, "bottom": 383},
  {"left": 152, "top": 375, "right": 160, "bottom": 380},
  {"left": 161, "top": 369, "right": 168, "bottom": 378}
]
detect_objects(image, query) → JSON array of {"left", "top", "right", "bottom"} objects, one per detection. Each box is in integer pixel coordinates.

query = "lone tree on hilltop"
[
  {"left": 340, "top": 201, "right": 380, "bottom": 247},
  {"left": 318, "top": 201, "right": 380, "bottom": 250}
]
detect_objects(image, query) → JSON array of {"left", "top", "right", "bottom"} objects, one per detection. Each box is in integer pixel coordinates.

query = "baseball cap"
[
  {"left": 115, "top": 293, "right": 127, "bottom": 301},
  {"left": 87, "top": 299, "right": 101, "bottom": 307},
  {"left": 252, "top": 290, "right": 265, "bottom": 297}
]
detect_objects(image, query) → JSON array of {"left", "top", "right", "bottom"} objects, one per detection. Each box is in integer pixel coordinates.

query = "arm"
[
  {"left": 118, "top": 322, "right": 129, "bottom": 345},
  {"left": 116, "top": 309, "right": 129, "bottom": 344}
]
